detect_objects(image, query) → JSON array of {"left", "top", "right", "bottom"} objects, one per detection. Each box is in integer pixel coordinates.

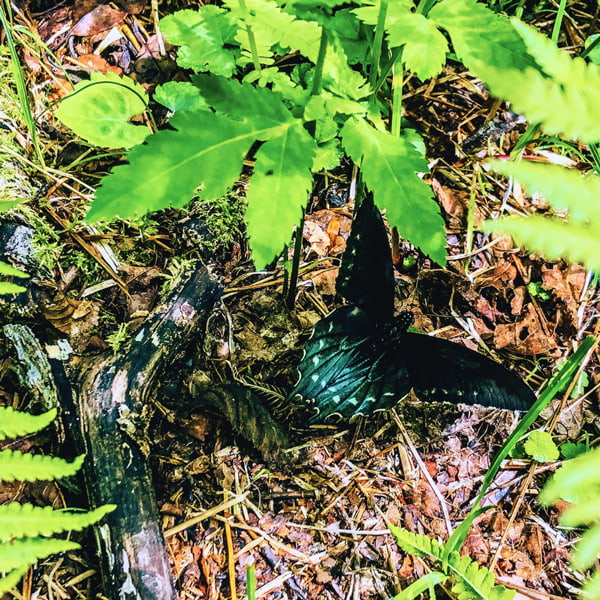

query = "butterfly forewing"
[{"left": 337, "top": 194, "right": 395, "bottom": 322}]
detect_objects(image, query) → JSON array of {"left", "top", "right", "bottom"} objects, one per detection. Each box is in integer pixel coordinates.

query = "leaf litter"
[{"left": 1, "top": 0, "right": 600, "bottom": 598}]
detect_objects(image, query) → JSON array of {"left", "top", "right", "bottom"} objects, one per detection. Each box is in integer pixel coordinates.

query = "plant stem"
[
  {"left": 369, "top": 0, "right": 389, "bottom": 95},
  {"left": 390, "top": 47, "right": 403, "bottom": 137},
  {"left": 311, "top": 28, "right": 328, "bottom": 97},
  {"left": 0, "top": 0, "right": 45, "bottom": 167},
  {"left": 237, "top": 0, "right": 262, "bottom": 73},
  {"left": 285, "top": 208, "right": 305, "bottom": 309}
]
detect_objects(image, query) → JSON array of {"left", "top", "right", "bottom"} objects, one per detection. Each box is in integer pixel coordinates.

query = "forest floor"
[{"left": 0, "top": 1, "right": 598, "bottom": 599}]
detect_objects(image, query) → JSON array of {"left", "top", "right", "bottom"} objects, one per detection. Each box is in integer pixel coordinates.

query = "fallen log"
[{"left": 52, "top": 265, "right": 222, "bottom": 600}]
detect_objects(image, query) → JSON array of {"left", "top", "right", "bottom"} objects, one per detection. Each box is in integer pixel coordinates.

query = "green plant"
[
  {"left": 540, "top": 446, "right": 600, "bottom": 599},
  {"left": 55, "top": 0, "right": 553, "bottom": 269},
  {"left": 389, "top": 527, "right": 514, "bottom": 600},
  {"left": 472, "top": 20, "right": 600, "bottom": 271},
  {"left": 0, "top": 406, "right": 115, "bottom": 592},
  {"left": 388, "top": 337, "right": 595, "bottom": 599},
  {"left": 106, "top": 322, "right": 130, "bottom": 355}
]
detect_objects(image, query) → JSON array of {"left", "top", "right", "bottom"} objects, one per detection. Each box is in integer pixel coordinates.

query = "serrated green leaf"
[
  {"left": 0, "top": 537, "right": 80, "bottom": 571},
  {"left": 245, "top": 123, "right": 316, "bottom": 268},
  {"left": 474, "top": 20, "right": 600, "bottom": 143},
  {"left": 153, "top": 81, "right": 209, "bottom": 113},
  {"left": 89, "top": 109, "right": 286, "bottom": 221},
  {"left": 0, "top": 565, "right": 29, "bottom": 593},
  {"left": 0, "top": 503, "right": 115, "bottom": 540},
  {"left": 0, "top": 450, "right": 84, "bottom": 482},
  {"left": 0, "top": 407, "right": 56, "bottom": 440},
  {"left": 0, "top": 282, "right": 26, "bottom": 295},
  {"left": 484, "top": 215, "right": 600, "bottom": 274},
  {"left": 429, "top": 0, "right": 534, "bottom": 73},
  {"left": 540, "top": 448, "right": 600, "bottom": 506},
  {"left": 572, "top": 524, "right": 600, "bottom": 570},
  {"left": 54, "top": 72, "right": 149, "bottom": 148},
  {"left": 524, "top": 430, "right": 559, "bottom": 462},
  {"left": 341, "top": 117, "right": 446, "bottom": 264},
  {"left": 192, "top": 75, "right": 293, "bottom": 125},
  {"left": 386, "top": 12, "right": 448, "bottom": 80},
  {"left": 0, "top": 261, "right": 28, "bottom": 278},
  {"left": 160, "top": 6, "right": 238, "bottom": 76}
]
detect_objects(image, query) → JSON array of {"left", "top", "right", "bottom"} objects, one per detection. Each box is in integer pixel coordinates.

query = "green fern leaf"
[
  {"left": 490, "top": 161, "right": 600, "bottom": 223},
  {"left": 485, "top": 216, "right": 600, "bottom": 274},
  {"left": 390, "top": 571, "right": 448, "bottom": 600},
  {"left": 388, "top": 525, "right": 444, "bottom": 558},
  {"left": 0, "top": 407, "right": 57, "bottom": 440},
  {"left": 54, "top": 72, "right": 149, "bottom": 148},
  {"left": 571, "top": 524, "right": 600, "bottom": 570},
  {"left": 89, "top": 110, "right": 268, "bottom": 221},
  {"left": 0, "top": 450, "right": 84, "bottom": 482},
  {"left": 0, "top": 281, "right": 26, "bottom": 294},
  {"left": 354, "top": 2, "right": 447, "bottom": 80},
  {"left": 245, "top": 123, "right": 316, "bottom": 268},
  {"left": 0, "top": 565, "right": 29, "bottom": 594},
  {"left": 0, "top": 262, "right": 29, "bottom": 278},
  {"left": 475, "top": 20, "right": 600, "bottom": 143},
  {"left": 192, "top": 75, "right": 293, "bottom": 122},
  {"left": 0, "top": 537, "right": 80, "bottom": 571},
  {"left": 0, "top": 503, "right": 115, "bottom": 540},
  {"left": 224, "top": 0, "right": 321, "bottom": 64},
  {"left": 448, "top": 552, "right": 515, "bottom": 600},
  {"left": 341, "top": 116, "right": 446, "bottom": 264},
  {"left": 159, "top": 6, "right": 238, "bottom": 76},
  {"left": 428, "top": 0, "right": 534, "bottom": 72}
]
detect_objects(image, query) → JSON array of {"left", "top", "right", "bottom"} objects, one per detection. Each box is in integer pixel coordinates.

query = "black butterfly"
[{"left": 289, "top": 194, "right": 535, "bottom": 424}]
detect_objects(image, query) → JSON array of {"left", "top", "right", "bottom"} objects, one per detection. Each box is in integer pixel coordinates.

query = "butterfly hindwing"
[
  {"left": 290, "top": 307, "right": 411, "bottom": 423},
  {"left": 337, "top": 194, "right": 395, "bottom": 323},
  {"left": 400, "top": 332, "right": 535, "bottom": 411}
]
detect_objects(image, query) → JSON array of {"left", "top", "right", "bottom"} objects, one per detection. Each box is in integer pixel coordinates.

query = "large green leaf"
[
  {"left": 341, "top": 117, "right": 446, "bottom": 264},
  {"left": 485, "top": 216, "right": 600, "bottom": 273},
  {"left": 246, "top": 123, "right": 317, "bottom": 268},
  {"left": 429, "top": 0, "right": 535, "bottom": 73},
  {"left": 477, "top": 21, "right": 600, "bottom": 143},
  {"left": 353, "top": 2, "right": 447, "bottom": 80},
  {"left": 490, "top": 161, "right": 600, "bottom": 223},
  {"left": 160, "top": 6, "right": 238, "bottom": 76},
  {"left": 89, "top": 110, "right": 286, "bottom": 221},
  {"left": 54, "top": 72, "right": 149, "bottom": 148}
]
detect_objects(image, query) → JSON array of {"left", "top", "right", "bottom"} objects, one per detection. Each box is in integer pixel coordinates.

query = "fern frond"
[
  {"left": 447, "top": 552, "right": 515, "bottom": 600},
  {"left": 485, "top": 216, "right": 600, "bottom": 274},
  {"left": 0, "top": 565, "right": 29, "bottom": 594},
  {"left": 0, "top": 407, "right": 57, "bottom": 441},
  {"left": 0, "top": 450, "right": 84, "bottom": 482},
  {"left": 490, "top": 161, "right": 600, "bottom": 224},
  {"left": 477, "top": 20, "right": 600, "bottom": 143},
  {"left": 388, "top": 525, "right": 444, "bottom": 558},
  {"left": 0, "top": 503, "right": 115, "bottom": 541},
  {"left": 0, "top": 537, "right": 80, "bottom": 571}
]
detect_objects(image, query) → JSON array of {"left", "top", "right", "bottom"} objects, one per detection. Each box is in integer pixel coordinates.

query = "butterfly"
[{"left": 289, "top": 194, "right": 535, "bottom": 424}]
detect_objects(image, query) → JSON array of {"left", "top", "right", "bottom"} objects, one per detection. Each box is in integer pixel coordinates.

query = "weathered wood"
[{"left": 54, "top": 265, "right": 222, "bottom": 600}]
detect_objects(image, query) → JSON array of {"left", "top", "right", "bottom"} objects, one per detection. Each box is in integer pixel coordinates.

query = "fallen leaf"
[{"left": 71, "top": 4, "right": 126, "bottom": 36}]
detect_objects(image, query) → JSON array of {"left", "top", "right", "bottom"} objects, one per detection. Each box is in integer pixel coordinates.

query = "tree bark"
[{"left": 53, "top": 265, "right": 222, "bottom": 600}]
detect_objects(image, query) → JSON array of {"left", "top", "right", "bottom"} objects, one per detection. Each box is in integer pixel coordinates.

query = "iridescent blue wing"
[
  {"left": 288, "top": 306, "right": 411, "bottom": 423},
  {"left": 337, "top": 194, "right": 395, "bottom": 323}
]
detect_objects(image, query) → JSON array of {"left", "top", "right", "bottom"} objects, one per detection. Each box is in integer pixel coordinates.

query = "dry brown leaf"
[
  {"left": 542, "top": 263, "right": 586, "bottom": 324},
  {"left": 494, "top": 304, "right": 557, "bottom": 355},
  {"left": 71, "top": 4, "right": 126, "bottom": 36}
]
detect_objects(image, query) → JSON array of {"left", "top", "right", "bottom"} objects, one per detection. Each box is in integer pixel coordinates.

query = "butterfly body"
[{"left": 289, "top": 194, "right": 536, "bottom": 424}]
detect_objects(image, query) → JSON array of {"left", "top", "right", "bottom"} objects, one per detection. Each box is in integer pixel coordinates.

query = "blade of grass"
[{"left": 0, "top": 0, "right": 45, "bottom": 167}]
